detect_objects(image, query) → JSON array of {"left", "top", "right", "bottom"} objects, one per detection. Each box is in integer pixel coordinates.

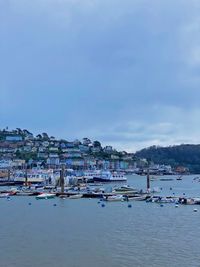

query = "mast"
[
  {"left": 25, "top": 164, "right": 28, "bottom": 187},
  {"left": 147, "top": 167, "right": 150, "bottom": 192},
  {"left": 60, "top": 164, "right": 65, "bottom": 194}
]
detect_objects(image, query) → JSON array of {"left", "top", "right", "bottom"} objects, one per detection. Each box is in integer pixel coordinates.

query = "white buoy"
[
  {"left": 175, "top": 204, "right": 179, "bottom": 208},
  {"left": 194, "top": 208, "right": 198, "bottom": 212}
]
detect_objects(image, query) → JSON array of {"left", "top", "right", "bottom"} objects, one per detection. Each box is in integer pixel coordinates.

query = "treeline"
[{"left": 135, "top": 144, "right": 200, "bottom": 173}]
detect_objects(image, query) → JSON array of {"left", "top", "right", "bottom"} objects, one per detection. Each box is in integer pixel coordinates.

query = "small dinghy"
[
  {"left": 16, "top": 191, "right": 36, "bottom": 196},
  {"left": 103, "top": 195, "right": 124, "bottom": 201},
  {"left": 126, "top": 195, "right": 147, "bottom": 201},
  {"left": 0, "top": 193, "right": 10, "bottom": 198},
  {"left": 68, "top": 194, "right": 83, "bottom": 199},
  {"left": 36, "top": 193, "right": 56, "bottom": 200}
]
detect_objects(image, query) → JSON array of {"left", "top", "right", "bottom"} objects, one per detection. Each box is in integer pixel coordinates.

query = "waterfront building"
[
  {"left": 103, "top": 146, "right": 113, "bottom": 153},
  {"left": 5, "top": 135, "right": 23, "bottom": 142}
]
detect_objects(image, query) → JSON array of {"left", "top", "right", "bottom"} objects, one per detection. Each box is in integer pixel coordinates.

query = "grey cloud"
[{"left": 1, "top": 0, "right": 200, "bottom": 151}]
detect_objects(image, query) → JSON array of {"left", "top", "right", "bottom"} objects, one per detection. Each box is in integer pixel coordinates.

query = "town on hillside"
[{"left": 0, "top": 128, "right": 187, "bottom": 175}]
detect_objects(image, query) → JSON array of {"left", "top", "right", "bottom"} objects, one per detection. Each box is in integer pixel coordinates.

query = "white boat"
[
  {"left": 0, "top": 193, "right": 10, "bottom": 198},
  {"left": 126, "top": 195, "right": 147, "bottom": 201},
  {"left": 103, "top": 195, "right": 124, "bottom": 201},
  {"left": 113, "top": 186, "right": 138, "bottom": 194},
  {"left": 93, "top": 171, "right": 127, "bottom": 182},
  {"left": 83, "top": 170, "right": 101, "bottom": 180},
  {"left": 68, "top": 194, "right": 83, "bottom": 199},
  {"left": 36, "top": 193, "right": 56, "bottom": 200}
]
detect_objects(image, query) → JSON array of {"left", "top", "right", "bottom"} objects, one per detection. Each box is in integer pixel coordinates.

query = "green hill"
[{"left": 135, "top": 144, "right": 200, "bottom": 173}]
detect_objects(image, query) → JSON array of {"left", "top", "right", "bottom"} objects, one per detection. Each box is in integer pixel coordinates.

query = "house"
[
  {"left": 47, "top": 155, "right": 60, "bottom": 166},
  {"left": 23, "top": 145, "right": 32, "bottom": 152},
  {"left": 73, "top": 139, "right": 81, "bottom": 146},
  {"left": 38, "top": 147, "right": 46, "bottom": 152},
  {"left": 34, "top": 141, "right": 41, "bottom": 147},
  {"left": 31, "top": 147, "right": 37, "bottom": 153},
  {"left": 91, "top": 147, "right": 101, "bottom": 153},
  {"left": 42, "top": 141, "right": 49, "bottom": 147},
  {"left": 49, "top": 147, "right": 59, "bottom": 152},
  {"left": 60, "top": 142, "right": 67, "bottom": 149},
  {"left": 79, "top": 145, "right": 90, "bottom": 152},
  {"left": 103, "top": 146, "right": 113, "bottom": 153},
  {"left": 6, "top": 135, "right": 23, "bottom": 142},
  {"left": 66, "top": 159, "right": 84, "bottom": 167},
  {"left": 24, "top": 133, "right": 34, "bottom": 140},
  {"left": 0, "top": 160, "right": 12, "bottom": 168},
  {"left": 122, "top": 155, "right": 133, "bottom": 161},
  {"left": 111, "top": 154, "right": 120, "bottom": 160},
  {"left": 66, "top": 142, "right": 75, "bottom": 148},
  {"left": 11, "top": 159, "right": 25, "bottom": 167},
  {"left": 37, "top": 152, "right": 48, "bottom": 159},
  {"left": 82, "top": 138, "right": 92, "bottom": 146}
]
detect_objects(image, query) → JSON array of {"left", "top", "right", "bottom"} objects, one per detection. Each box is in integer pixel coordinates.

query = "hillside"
[{"left": 135, "top": 144, "right": 200, "bottom": 174}]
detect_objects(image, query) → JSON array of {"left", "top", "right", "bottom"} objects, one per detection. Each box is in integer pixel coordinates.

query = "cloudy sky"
[{"left": 1, "top": 0, "right": 200, "bottom": 151}]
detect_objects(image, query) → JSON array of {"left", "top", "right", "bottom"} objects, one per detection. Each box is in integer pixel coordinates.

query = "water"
[{"left": 0, "top": 175, "right": 200, "bottom": 267}]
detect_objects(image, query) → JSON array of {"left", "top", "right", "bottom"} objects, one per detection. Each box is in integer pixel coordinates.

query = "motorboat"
[
  {"left": 103, "top": 195, "right": 124, "bottom": 201},
  {"left": 68, "top": 194, "right": 83, "bottom": 199},
  {"left": 36, "top": 193, "right": 56, "bottom": 200},
  {"left": 0, "top": 193, "right": 10, "bottom": 198},
  {"left": 113, "top": 185, "right": 139, "bottom": 194},
  {"left": 160, "top": 178, "right": 174, "bottom": 181},
  {"left": 125, "top": 194, "right": 148, "bottom": 201}
]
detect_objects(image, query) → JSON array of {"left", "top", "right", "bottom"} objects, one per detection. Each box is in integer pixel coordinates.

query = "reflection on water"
[{"left": 0, "top": 175, "right": 200, "bottom": 267}]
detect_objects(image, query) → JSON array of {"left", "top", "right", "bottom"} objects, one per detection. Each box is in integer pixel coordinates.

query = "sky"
[{"left": 1, "top": 0, "right": 200, "bottom": 152}]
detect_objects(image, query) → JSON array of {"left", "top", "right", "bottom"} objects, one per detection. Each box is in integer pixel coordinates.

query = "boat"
[
  {"left": 150, "top": 176, "right": 158, "bottom": 181},
  {"left": 93, "top": 171, "right": 127, "bottom": 182},
  {"left": 36, "top": 193, "right": 56, "bottom": 200},
  {"left": 126, "top": 195, "right": 148, "bottom": 201},
  {"left": 154, "top": 196, "right": 177, "bottom": 203},
  {"left": 16, "top": 191, "right": 38, "bottom": 196},
  {"left": 68, "top": 194, "right": 83, "bottom": 199},
  {"left": 83, "top": 170, "right": 101, "bottom": 181},
  {"left": 113, "top": 186, "right": 139, "bottom": 194},
  {"left": 146, "top": 196, "right": 177, "bottom": 203},
  {"left": 191, "top": 198, "right": 200, "bottom": 205},
  {"left": 160, "top": 178, "right": 174, "bottom": 181},
  {"left": 176, "top": 175, "right": 183, "bottom": 180},
  {"left": 103, "top": 195, "right": 124, "bottom": 201},
  {"left": 0, "top": 193, "right": 10, "bottom": 198}
]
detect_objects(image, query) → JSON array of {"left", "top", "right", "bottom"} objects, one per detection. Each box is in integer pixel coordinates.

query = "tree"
[
  {"left": 23, "top": 129, "right": 31, "bottom": 135},
  {"left": 36, "top": 134, "right": 42, "bottom": 139},
  {"left": 16, "top": 128, "right": 23, "bottom": 134},
  {"left": 42, "top": 133, "right": 49, "bottom": 140},
  {"left": 93, "top": 140, "right": 101, "bottom": 147}
]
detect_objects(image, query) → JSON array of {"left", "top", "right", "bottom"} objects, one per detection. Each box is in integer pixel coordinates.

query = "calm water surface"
[{"left": 0, "top": 175, "right": 200, "bottom": 267}]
